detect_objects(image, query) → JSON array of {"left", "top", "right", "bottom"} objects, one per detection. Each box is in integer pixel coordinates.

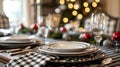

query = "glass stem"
[
  {"left": 116, "top": 41, "right": 120, "bottom": 53},
  {"left": 96, "top": 41, "right": 100, "bottom": 48},
  {"left": 94, "top": 35, "right": 102, "bottom": 48}
]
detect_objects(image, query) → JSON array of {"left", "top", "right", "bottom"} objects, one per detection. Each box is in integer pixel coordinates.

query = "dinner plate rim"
[
  {"left": 0, "top": 40, "right": 32, "bottom": 44},
  {"left": 0, "top": 42, "right": 38, "bottom": 48},
  {"left": 47, "top": 41, "right": 90, "bottom": 52},
  {"left": 39, "top": 47, "right": 98, "bottom": 56}
]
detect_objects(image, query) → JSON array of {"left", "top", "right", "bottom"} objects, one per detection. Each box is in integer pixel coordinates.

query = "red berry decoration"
[
  {"left": 60, "top": 27, "right": 67, "bottom": 32},
  {"left": 112, "top": 31, "right": 120, "bottom": 41},
  {"left": 32, "top": 23, "right": 38, "bottom": 30},
  {"left": 83, "top": 33, "right": 91, "bottom": 40},
  {"left": 20, "top": 23, "right": 24, "bottom": 28}
]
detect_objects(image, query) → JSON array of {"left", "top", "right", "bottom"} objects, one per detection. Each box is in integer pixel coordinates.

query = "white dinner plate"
[
  {"left": 7, "top": 35, "right": 31, "bottom": 41},
  {"left": 46, "top": 41, "right": 90, "bottom": 52},
  {"left": 0, "top": 43, "right": 37, "bottom": 48},
  {"left": 0, "top": 40, "right": 32, "bottom": 44},
  {"left": 39, "top": 46, "right": 98, "bottom": 56},
  {"left": 0, "top": 35, "right": 32, "bottom": 44},
  {"left": 0, "top": 35, "right": 40, "bottom": 48}
]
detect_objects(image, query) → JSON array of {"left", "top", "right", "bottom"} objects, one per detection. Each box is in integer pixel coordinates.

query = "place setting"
[
  {"left": 0, "top": 35, "right": 43, "bottom": 56},
  {"left": 39, "top": 41, "right": 107, "bottom": 62},
  {"left": 6, "top": 41, "right": 113, "bottom": 67},
  {"left": 0, "top": 35, "right": 43, "bottom": 48}
]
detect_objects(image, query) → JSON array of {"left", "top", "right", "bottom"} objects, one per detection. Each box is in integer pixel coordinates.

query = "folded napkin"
[{"left": 6, "top": 52, "right": 54, "bottom": 67}]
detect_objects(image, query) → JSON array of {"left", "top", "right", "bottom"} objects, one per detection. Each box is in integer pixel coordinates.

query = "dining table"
[{"left": 0, "top": 37, "right": 120, "bottom": 67}]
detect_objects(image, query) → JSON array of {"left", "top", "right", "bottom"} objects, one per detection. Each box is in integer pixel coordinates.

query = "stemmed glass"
[{"left": 90, "top": 10, "right": 105, "bottom": 48}]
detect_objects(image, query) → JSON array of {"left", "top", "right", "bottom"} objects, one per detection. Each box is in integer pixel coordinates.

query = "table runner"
[{"left": 6, "top": 52, "right": 54, "bottom": 67}]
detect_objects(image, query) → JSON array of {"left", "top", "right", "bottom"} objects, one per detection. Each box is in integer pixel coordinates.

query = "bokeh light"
[
  {"left": 95, "top": 0, "right": 100, "bottom": 3},
  {"left": 63, "top": 17, "right": 69, "bottom": 23},
  {"left": 70, "top": 0, "right": 76, "bottom": 2},
  {"left": 77, "top": 14, "right": 83, "bottom": 19},
  {"left": 85, "top": 7, "right": 90, "bottom": 13},
  {"left": 92, "top": 2, "right": 97, "bottom": 7},
  {"left": 74, "top": 4, "right": 79, "bottom": 10},
  {"left": 68, "top": 3, "right": 73, "bottom": 9},
  {"left": 59, "top": 0, "right": 65, "bottom": 5},
  {"left": 83, "top": 2, "right": 88, "bottom": 7},
  {"left": 72, "top": 10, "right": 78, "bottom": 16}
]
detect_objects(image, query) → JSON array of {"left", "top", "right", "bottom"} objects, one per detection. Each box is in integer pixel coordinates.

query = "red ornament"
[
  {"left": 83, "top": 33, "right": 91, "bottom": 40},
  {"left": 32, "top": 23, "right": 38, "bottom": 30},
  {"left": 112, "top": 32, "right": 120, "bottom": 41},
  {"left": 60, "top": 27, "right": 67, "bottom": 32},
  {"left": 20, "top": 23, "right": 24, "bottom": 28}
]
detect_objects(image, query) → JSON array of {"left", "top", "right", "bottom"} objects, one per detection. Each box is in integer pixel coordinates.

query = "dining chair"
[
  {"left": 0, "top": 13, "right": 10, "bottom": 29},
  {"left": 84, "top": 11, "right": 120, "bottom": 36}
]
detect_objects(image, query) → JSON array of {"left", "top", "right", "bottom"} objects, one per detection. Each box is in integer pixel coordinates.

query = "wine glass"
[{"left": 90, "top": 10, "right": 105, "bottom": 48}]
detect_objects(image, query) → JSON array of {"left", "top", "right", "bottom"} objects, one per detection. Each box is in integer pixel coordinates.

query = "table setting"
[
  {"left": 0, "top": 35, "right": 43, "bottom": 48},
  {"left": 1, "top": 8, "right": 120, "bottom": 67},
  {"left": 5, "top": 41, "right": 113, "bottom": 67},
  {"left": 0, "top": 34, "right": 119, "bottom": 67},
  {"left": 0, "top": 35, "right": 43, "bottom": 56},
  {"left": 38, "top": 41, "right": 106, "bottom": 63}
]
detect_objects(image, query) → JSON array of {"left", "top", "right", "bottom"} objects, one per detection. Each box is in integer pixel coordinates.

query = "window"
[{"left": 3, "top": 0, "right": 22, "bottom": 26}]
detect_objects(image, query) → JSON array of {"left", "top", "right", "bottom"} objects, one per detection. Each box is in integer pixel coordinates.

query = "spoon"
[
  {"left": 102, "top": 57, "right": 112, "bottom": 65},
  {"left": 89, "top": 58, "right": 112, "bottom": 67}
]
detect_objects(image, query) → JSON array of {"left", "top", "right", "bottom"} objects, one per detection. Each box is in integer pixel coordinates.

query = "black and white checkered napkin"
[{"left": 6, "top": 52, "right": 54, "bottom": 67}]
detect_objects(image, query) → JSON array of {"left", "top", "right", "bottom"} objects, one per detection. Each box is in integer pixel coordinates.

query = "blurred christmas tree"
[{"left": 56, "top": 0, "right": 102, "bottom": 27}]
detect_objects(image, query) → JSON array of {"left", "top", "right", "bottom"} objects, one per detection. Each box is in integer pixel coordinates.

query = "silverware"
[
  {"left": 7, "top": 49, "right": 22, "bottom": 53},
  {"left": 9, "top": 49, "right": 33, "bottom": 56},
  {"left": 0, "top": 50, "right": 8, "bottom": 53},
  {"left": 7, "top": 46, "right": 31, "bottom": 53},
  {"left": 86, "top": 57, "right": 112, "bottom": 67},
  {"left": 9, "top": 46, "right": 38, "bottom": 56},
  {"left": 0, "top": 48, "right": 21, "bottom": 53},
  {"left": 24, "top": 46, "right": 31, "bottom": 50},
  {"left": 102, "top": 57, "right": 112, "bottom": 65}
]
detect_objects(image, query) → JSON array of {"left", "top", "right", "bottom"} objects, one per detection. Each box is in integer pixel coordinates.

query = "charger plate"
[
  {"left": 39, "top": 46, "right": 105, "bottom": 63},
  {"left": 49, "top": 50, "right": 105, "bottom": 63},
  {"left": 0, "top": 40, "right": 32, "bottom": 44}
]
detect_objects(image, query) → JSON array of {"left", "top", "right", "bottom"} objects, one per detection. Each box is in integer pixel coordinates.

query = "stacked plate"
[
  {"left": 39, "top": 41, "right": 105, "bottom": 63},
  {"left": 0, "top": 35, "right": 40, "bottom": 48}
]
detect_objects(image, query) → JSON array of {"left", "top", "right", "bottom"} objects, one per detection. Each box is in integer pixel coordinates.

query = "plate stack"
[
  {"left": 39, "top": 41, "right": 105, "bottom": 63},
  {"left": 0, "top": 35, "right": 41, "bottom": 49}
]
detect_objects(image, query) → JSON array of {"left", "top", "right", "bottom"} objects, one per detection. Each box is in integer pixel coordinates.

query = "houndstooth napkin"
[{"left": 6, "top": 52, "right": 55, "bottom": 67}]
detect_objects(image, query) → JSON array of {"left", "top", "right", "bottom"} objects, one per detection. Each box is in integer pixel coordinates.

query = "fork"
[{"left": 9, "top": 46, "right": 33, "bottom": 56}]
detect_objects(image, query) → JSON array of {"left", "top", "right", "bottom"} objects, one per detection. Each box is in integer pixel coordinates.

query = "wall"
[
  {"left": 0, "top": 0, "right": 3, "bottom": 13},
  {"left": 106, "top": 0, "right": 120, "bottom": 17},
  {"left": 21, "top": 0, "right": 32, "bottom": 27},
  {"left": 105, "top": 0, "right": 120, "bottom": 31}
]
